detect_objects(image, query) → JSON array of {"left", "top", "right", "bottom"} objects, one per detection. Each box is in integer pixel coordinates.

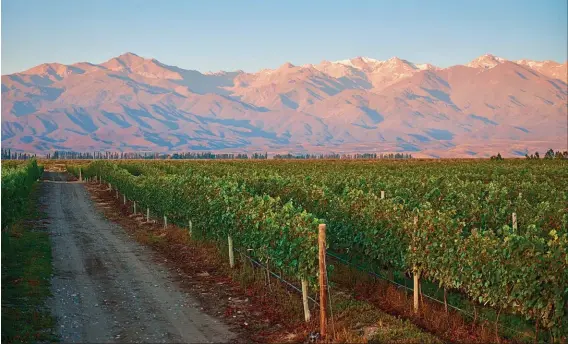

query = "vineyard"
[
  {"left": 1, "top": 159, "right": 44, "bottom": 229},
  {"left": 67, "top": 159, "right": 568, "bottom": 341}
]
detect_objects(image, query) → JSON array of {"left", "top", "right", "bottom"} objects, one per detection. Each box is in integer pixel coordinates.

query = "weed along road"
[{"left": 42, "top": 171, "right": 235, "bottom": 343}]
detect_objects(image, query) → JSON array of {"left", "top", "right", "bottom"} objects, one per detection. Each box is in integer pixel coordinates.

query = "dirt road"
[{"left": 42, "top": 172, "right": 235, "bottom": 343}]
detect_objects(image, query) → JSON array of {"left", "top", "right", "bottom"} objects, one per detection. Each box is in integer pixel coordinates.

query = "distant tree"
[
  {"left": 490, "top": 153, "right": 504, "bottom": 161},
  {"left": 535, "top": 152, "right": 540, "bottom": 159},
  {"left": 544, "top": 149, "right": 555, "bottom": 159}
]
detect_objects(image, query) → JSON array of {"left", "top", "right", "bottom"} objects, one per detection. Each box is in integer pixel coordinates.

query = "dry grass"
[{"left": 330, "top": 260, "right": 512, "bottom": 343}]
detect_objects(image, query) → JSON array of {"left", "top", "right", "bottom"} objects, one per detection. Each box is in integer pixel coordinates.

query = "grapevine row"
[
  {"left": 72, "top": 161, "right": 323, "bottom": 286},
  {"left": 111, "top": 159, "right": 567, "bottom": 336},
  {"left": 1, "top": 159, "right": 43, "bottom": 229}
]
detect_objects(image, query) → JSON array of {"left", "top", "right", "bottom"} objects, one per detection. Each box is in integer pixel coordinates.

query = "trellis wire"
[
  {"left": 234, "top": 247, "right": 319, "bottom": 306},
  {"left": 326, "top": 250, "right": 534, "bottom": 340}
]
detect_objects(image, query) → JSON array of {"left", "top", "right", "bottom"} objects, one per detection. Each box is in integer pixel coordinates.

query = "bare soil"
[{"left": 43, "top": 172, "right": 235, "bottom": 343}]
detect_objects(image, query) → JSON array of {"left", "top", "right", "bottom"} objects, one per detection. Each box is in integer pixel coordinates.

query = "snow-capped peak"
[
  {"left": 515, "top": 59, "right": 546, "bottom": 69},
  {"left": 466, "top": 54, "right": 507, "bottom": 69},
  {"left": 361, "top": 57, "right": 382, "bottom": 64},
  {"left": 415, "top": 63, "right": 437, "bottom": 70},
  {"left": 333, "top": 57, "right": 384, "bottom": 68},
  {"left": 329, "top": 56, "right": 440, "bottom": 73},
  {"left": 333, "top": 58, "right": 357, "bottom": 67}
]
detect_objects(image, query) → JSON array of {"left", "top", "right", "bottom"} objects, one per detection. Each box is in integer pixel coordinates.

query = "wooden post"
[
  {"left": 381, "top": 190, "right": 385, "bottom": 199},
  {"left": 512, "top": 212, "right": 517, "bottom": 231},
  {"left": 228, "top": 235, "right": 235, "bottom": 268},
  {"left": 79, "top": 168, "right": 82, "bottom": 182},
  {"left": 413, "top": 271, "right": 420, "bottom": 314},
  {"left": 318, "top": 223, "right": 327, "bottom": 338},
  {"left": 301, "top": 279, "right": 311, "bottom": 322},
  {"left": 164, "top": 215, "right": 168, "bottom": 229},
  {"left": 413, "top": 215, "right": 419, "bottom": 314},
  {"left": 146, "top": 208, "right": 150, "bottom": 222},
  {"left": 109, "top": 182, "right": 111, "bottom": 190},
  {"left": 444, "top": 288, "right": 448, "bottom": 313},
  {"left": 123, "top": 194, "right": 126, "bottom": 205},
  {"left": 133, "top": 201, "right": 137, "bottom": 215},
  {"left": 188, "top": 220, "right": 193, "bottom": 236},
  {"left": 116, "top": 190, "right": 119, "bottom": 199}
]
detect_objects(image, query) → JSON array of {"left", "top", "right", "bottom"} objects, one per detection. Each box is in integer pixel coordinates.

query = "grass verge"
[{"left": 1, "top": 184, "right": 57, "bottom": 343}]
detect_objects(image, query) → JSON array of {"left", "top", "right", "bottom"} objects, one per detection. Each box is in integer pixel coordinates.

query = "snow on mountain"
[
  {"left": 466, "top": 54, "right": 507, "bottom": 69},
  {"left": 515, "top": 59, "right": 567, "bottom": 82}
]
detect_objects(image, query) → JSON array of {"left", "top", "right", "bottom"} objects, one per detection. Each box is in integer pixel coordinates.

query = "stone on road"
[{"left": 42, "top": 171, "right": 235, "bottom": 343}]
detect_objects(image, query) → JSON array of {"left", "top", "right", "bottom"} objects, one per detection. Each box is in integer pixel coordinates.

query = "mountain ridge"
[{"left": 2, "top": 53, "right": 567, "bottom": 157}]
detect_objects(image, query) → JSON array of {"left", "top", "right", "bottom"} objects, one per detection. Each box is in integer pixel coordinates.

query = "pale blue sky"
[{"left": 2, "top": 0, "right": 567, "bottom": 74}]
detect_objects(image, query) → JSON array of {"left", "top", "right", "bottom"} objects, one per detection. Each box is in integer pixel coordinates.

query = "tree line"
[
  {"left": 43, "top": 150, "right": 269, "bottom": 160},
  {"left": 525, "top": 149, "right": 568, "bottom": 160},
  {"left": 273, "top": 153, "right": 413, "bottom": 159},
  {"left": 1, "top": 149, "right": 38, "bottom": 160}
]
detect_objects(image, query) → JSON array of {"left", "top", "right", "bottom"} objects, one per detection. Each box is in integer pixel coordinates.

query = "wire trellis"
[
  {"left": 325, "top": 250, "right": 535, "bottom": 340},
  {"left": 233, "top": 246, "right": 319, "bottom": 306}
]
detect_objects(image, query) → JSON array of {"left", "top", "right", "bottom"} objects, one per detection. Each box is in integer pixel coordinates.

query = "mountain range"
[{"left": 2, "top": 52, "right": 567, "bottom": 157}]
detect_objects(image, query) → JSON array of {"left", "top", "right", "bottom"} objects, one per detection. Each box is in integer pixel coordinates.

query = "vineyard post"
[
  {"left": 109, "top": 182, "right": 111, "bottom": 191},
  {"left": 116, "top": 190, "right": 119, "bottom": 199},
  {"left": 79, "top": 168, "right": 82, "bottom": 182},
  {"left": 133, "top": 201, "right": 137, "bottom": 215},
  {"left": 228, "top": 235, "right": 235, "bottom": 268},
  {"left": 381, "top": 190, "right": 385, "bottom": 199},
  {"left": 413, "top": 216, "right": 420, "bottom": 314},
  {"left": 189, "top": 220, "right": 193, "bottom": 237},
  {"left": 301, "top": 279, "right": 311, "bottom": 322},
  {"left": 444, "top": 288, "right": 448, "bottom": 313},
  {"left": 318, "top": 223, "right": 328, "bottom": 338},
  {"left": 164, "top": 215, "right": 167, "bottom": 229},
  {"left": 147, "top": 208, "right": 150, "bottom": 222},
  {"left": 123, "top": 194, "right": 126, "bottom": 205},
  {"left": 413, "top": 272, "right": 420, "bottom": 314},
  {"left": 512, "top": 213, "right": 517, "bottom": 231}
]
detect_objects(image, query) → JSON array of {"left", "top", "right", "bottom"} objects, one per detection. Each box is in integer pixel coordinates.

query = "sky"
[{"left": 1, "top": 0, "right": 567, "bottom": 74}]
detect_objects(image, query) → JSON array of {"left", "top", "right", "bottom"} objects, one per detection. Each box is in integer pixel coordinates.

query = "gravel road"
[{"left": 42, "top": 172, "right": 235, "bottom": 343}]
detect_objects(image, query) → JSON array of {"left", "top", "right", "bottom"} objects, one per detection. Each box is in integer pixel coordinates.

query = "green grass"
[
  {"left": 331, "top": 294, "right": 442, "bottom": 344},
  {"left": 1, "top": 184, "right": 58, "bottom": 343}
]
